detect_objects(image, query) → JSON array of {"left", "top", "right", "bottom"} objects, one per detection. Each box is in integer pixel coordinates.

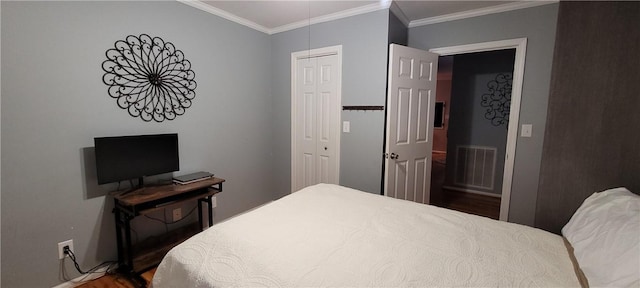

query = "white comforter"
[{"left": 153, "top": 184, "right": 579, "bottom": 287}]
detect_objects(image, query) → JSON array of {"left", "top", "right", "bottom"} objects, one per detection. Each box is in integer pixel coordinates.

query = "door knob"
[{"left": 390, "top": 153, "right": 399, "bottom": 160}]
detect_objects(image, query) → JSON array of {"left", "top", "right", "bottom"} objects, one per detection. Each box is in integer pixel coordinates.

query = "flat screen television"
[
  {"left": 94, "top": 133, "right": 179, "bottom": 187},
  {"left": 434, "top": 101, "right": 445, "bottom": 128}
]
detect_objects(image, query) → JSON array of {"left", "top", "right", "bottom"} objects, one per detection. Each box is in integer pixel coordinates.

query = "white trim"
[
  {"left": 177, "top": 0, "right": 270, "bottom": 34},
  {"left": 409, "top": 1, "right": 558, "bottom": 27},
  {"left": 291, "top": 45, "right": 343, "bottom": 193},
  {"left": 443, "top": 185, "right": 502, "bottom": 198},
  {"left": 52, "top": 265, "right": 110, "bottom": 288},
  {"left": 430, "top": 38, "right": 527, "bottom": 222},
  {"left": 389, "top": 1, "right": 410, "bottom": 27},
  {"left": 178, "top": 0, "right": 391, "bottom": 35},
  {"left": 271, "top": 1, "right": 391, "bottom": 35},
  {"left": 178, "top": 0, "right": 556, "bottom": 34}
]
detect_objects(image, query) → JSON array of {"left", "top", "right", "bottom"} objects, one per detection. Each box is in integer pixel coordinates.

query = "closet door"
[{"left": 292, "top": 53, "right": 340, "bottom": 192}]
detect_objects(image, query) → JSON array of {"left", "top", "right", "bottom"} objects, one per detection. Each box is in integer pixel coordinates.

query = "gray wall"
[
  {"left": 388, "top": 11, "right": 408, "bottom": 46},
  {"left": 0, "top": 2, "right": 563, "bottom": 286},
  {"left": 536, "top": 1, "right": 640, "bottom": 233},
  {"left": 408, "top": 3, "right": 559, "bottom": 225},
  {"left": 270, "top": 10, "right": 390, "bottom": 198},
  {"left": 445, "top": 50, "right": 515, "bottom": 195},
  {"left": 1, "top": 1, "right": 273, "bottom": 286}
]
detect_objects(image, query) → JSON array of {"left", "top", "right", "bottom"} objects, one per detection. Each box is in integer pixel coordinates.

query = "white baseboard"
[
  {"left": 52, "top": 266, "right": 110, "bottom": 288},
  {"left": 443, "top": 185, "right": 501, "bottom": 198}
]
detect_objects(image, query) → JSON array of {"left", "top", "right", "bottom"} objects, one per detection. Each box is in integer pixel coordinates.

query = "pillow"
[{"left": 562, "top": 187, "right": 640, "bottom": 288}]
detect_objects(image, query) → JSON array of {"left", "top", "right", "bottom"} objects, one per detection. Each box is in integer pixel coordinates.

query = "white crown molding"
[
  {"left": 178, "top": 0, "right": 556, "bottom": 34},
  {"left": 178, "top": 0, "right": 392, "bottom": 35},
  {"left": 270, "top": 0, "right": 392, "bottom": 34},
  {"left": 388, "top": 1, "right": 410, "bottom": 28},
  {"left": 408, "top": 0, "right": 558, "bottom": 28},
  {"left": 177, "top": 0, "right": 271, "bottom": 34}
]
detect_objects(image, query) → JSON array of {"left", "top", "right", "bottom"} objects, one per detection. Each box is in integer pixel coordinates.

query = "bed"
[{"left": 152, "top": 184, "right": 639, "bottom": 287}]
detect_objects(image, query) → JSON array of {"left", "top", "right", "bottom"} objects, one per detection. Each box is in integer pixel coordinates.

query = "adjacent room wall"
[
  {"left": 1, "top": 1, "right": 273, "bottom": 286},
  {"left": 408, "top": 3, "right": 559, "bottom": 225},
  {"left": 536, "top": 1, "right": 640, "bottom": 233},
  {"left": 270, "top": 10, "right": 390, "bottom": 198}
]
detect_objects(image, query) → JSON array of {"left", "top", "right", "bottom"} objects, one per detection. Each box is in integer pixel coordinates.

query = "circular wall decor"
[
  {"left": 102, "top": 34, "right": 197, "bottom": 122},
  {"left": 480, "top": 73, "right": 512, "bottom": 128}
]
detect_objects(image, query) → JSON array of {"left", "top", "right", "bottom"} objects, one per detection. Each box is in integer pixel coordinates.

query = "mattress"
[{"left": 153, "top": 184, "right": 580, "bottom": 287}]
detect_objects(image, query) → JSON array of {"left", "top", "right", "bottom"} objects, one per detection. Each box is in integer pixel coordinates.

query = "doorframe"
[
  {"left": 430, "top": 38, "right": 527, "bottom": 222},
  {"left": 290, "top": 45, "right": 343, "bottom": 193}
]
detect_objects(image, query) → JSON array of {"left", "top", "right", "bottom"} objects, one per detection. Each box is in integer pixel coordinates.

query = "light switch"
[
  {"left": 342, "top": 121, "right": 350, "bottom": 133},
  {"left": 521, "top": 124, "right": 532, "bottom": 137}
]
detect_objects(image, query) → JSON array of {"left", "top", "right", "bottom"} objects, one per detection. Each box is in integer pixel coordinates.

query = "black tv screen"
[
  {"left": 434, "top": 102, "right": 445, "bottom": 128},
  {"left": 94, "top": 133, "right": 179, "bottom": 185}
]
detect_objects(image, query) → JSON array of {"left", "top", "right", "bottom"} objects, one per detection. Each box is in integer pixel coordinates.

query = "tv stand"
[{"left": 112, "top": 177, "right": 225, "bottom": 287}]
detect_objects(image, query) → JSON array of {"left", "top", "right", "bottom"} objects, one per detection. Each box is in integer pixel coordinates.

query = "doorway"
[
  {"left": 383, "top": 39, "right": 527, "bottom": 221},
  {"left": 430, "top": 50, "right": 516, "bottom": 220},
  {"left": 430, "top": 38, "right": 527, "bottom": 221}
]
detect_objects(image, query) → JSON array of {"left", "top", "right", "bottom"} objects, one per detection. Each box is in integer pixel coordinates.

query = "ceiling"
[{"left": 180, "top": 0, "right": 555, "bottom": 34}]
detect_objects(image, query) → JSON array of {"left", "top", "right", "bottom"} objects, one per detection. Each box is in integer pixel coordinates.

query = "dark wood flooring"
[{"left": 433, "top": 189, "right": 501, "bottom": 220}]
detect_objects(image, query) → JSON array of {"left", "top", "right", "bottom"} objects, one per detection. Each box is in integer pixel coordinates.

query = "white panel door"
[
  {"left": 293, "top": 53, "right": 340, "bottom": 192},
  {"left": 384, "top": 44, "right": 438, "bottom": 204},
  {"left": 315, "top": 55, "right": 339, "bottom": 184},
  {"left": 296, "top": 58, "right": 318, "bottom": 188}
]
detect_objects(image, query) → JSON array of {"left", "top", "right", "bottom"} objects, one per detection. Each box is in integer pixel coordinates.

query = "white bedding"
[{"left": 153, "top": 184, "right": 580, "bottom": 287}]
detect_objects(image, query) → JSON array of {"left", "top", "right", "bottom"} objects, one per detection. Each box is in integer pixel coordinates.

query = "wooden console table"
[{"left": 112, "top": 177, "right": 225, "bottom": 287}]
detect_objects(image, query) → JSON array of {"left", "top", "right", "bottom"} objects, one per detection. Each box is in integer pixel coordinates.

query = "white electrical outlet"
[
  {"left": 58, "top": 239, "right": 74, "bottom": 260},
  {"left": 172, "top": 208, "right": 182, "bottom": 221},
  {"left": 212, "top": 196, "right": 217, "bottom": 208}
]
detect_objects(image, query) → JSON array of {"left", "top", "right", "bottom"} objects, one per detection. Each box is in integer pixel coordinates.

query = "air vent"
[{"left": 454, "top": 145, "right": 497, "bottom": 190}]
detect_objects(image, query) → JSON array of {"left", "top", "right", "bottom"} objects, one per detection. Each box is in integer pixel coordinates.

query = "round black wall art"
[
  {"left": 480, "top": 73, "right": 512, "bottom": 128},
  {"left": 102, "top": 34, "right": 197, "bottom": 122}
]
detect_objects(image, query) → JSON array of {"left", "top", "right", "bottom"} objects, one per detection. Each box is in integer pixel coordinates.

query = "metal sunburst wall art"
[
  {"left": 102, "top": 34, "right": 197, "bottom": 122},
  {"left": 480, "top": 73, "right": 512, "bottom": 128}
]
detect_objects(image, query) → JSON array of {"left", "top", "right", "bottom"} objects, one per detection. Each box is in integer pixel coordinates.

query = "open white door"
[{"left": 384, "top": 44, "right": 438, "bottom": 204}]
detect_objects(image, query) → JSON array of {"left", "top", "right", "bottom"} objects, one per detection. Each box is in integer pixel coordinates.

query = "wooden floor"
[
  {"left": 433, "top": 189, "right": 501, "bottom": 220},
  {"left": 76, "top": 268, "right": 155, "bottom": 288},
  {"left": 430, "top": 153, "right": 501, "bottom": 220}
]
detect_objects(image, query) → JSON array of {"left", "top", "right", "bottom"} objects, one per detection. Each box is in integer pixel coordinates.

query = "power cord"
[
  {"left": 144, "top": 204, "right": 198, "bottom": 226},
  {"left": 63, "top": 246, "right": 116, "bottom": 275}
]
